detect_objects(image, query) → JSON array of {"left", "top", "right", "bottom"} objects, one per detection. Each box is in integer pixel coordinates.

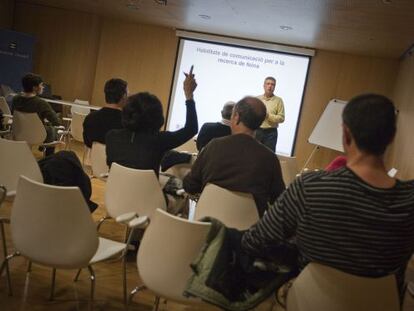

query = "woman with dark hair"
[{"left": 105, "top": 68, "right": 198, "bottom": 175}]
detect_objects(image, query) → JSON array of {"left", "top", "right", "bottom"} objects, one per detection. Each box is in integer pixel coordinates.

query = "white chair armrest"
[
  {"left": 128, "top": 216, "right": 149, "bottom": 229},
  {"left": 115, "top": 212, "right": 137, "bottom": 224},
  {"left": 62, "top": 117, "right": 72, "bottom": 122}
]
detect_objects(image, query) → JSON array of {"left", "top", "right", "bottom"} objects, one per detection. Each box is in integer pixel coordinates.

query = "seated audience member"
[
  {"left": 242, "top": 94, "right": 414, "bottom": 299},
  {"left": 83, "top": 78, "right": 128, "bottom": 148},
  {"left": 183, "top": 96, "right": 285, "bottom": 216},
  {"left": 105, "top": 68, "right": 198, "bottom": 175},
  {"left": 12, "top": 73, "right": 61, "bottom": 156},
  {"left": 196, "top": 101, "right": 235, "bottom": 151}
]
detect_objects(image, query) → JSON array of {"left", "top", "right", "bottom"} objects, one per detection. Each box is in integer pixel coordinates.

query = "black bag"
[{"left": 38, "top": 151, "right": 98, "bottom": 213}]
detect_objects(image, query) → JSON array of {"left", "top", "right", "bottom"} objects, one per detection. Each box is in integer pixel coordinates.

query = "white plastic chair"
[
  {"left": 286, "top": 262, "right": 400, "bottom": 311},
  {"left": 0, "top": 176, "right": 128, "bottom": 307},
  {"left": 11, "top": 111, "right": 64, "bottom": 155},
  {"left": 0, "top": 96, "right": 11, "bottom": 115},
  {"left": 129, "top": 208, "right": 211, "bottom": 309},
  {"left": 0, "top": 137, "right": 43, "bottom": 197},
  {"left": 96, "top": 163, "right": 167, "bottom": 302},
  {"left": 101, "top": 163, "right": 167, "bottom": 231},
  {"left": 90, "top": 142, "right": 109, "bottom": 179},
  {"left": 71, "top": 99, "right": 90, "bottom": 115},
  {"left": 0, "top": 138, "right": 44, "bottom": 295},
  {"left": 195, "top": 183, "right": 259, "bottom": 230},
  {"left": 70, "top": 111, "right": 87, "bottom": 143},
  {"left": 277, "top": 155, "right": 299, "bottom": 187}
]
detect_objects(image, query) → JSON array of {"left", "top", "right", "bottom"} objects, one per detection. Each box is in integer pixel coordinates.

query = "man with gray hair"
[
  {"left": 196, "top": 101, "right": 235, "bottom": 151},
  {"left": 184, "top": 96, "right": 285, "bottom": 216}
]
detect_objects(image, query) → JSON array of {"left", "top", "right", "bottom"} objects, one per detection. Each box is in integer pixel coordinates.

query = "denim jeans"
[{"left": 255, "top": 128, "right": 278, "bottom": 152}]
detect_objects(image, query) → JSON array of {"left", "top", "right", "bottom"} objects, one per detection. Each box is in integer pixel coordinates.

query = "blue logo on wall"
[{"left": 0, "top": 30, "right": 35, "bottom": 92}]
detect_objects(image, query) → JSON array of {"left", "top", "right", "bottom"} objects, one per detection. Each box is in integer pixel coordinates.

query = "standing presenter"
[{"left": 256, "top": 76, "right": 285, "bottom": 152}]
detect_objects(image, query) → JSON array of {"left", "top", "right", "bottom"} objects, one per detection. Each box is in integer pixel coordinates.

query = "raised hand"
[{"left": 183, "top": 65, "right": 197, "bottom": 100}]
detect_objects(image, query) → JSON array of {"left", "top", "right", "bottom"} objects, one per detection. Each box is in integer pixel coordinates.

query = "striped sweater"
[{"left": 242, "top": 167, "right": 414, "bottom": 292}]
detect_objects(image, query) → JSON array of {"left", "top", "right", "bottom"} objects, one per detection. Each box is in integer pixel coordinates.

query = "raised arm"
[{"left": 161, "top": 66, "right": 198, "bottom": 150}]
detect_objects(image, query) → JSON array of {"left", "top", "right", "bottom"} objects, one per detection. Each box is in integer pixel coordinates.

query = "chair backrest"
[
  {"left": 71, "top": 111, "right": 87, "bottom": 142},
  {"left": 278, "top": 155, "right": 299, "bottom": 186},
  {"left": 286, "top": 262, "right": 400, "bottom": 311},
  {"left": 11, "top": 176, "right": 99, "bottom": 269},
  {"left": 12, "top": 110, "right": 46, "bottom": 145},
  {"left": 105, "top": 163, "right": 166, "bottom": 219},
  {"left": 0, "top": 138, "right": 43, "bottom": 195},
  {"left": 90, "top": 142, "right": 109, "bottom": 178},
  {"left": 71, "top": 99, "right": 90, "bottom": 115},
  {"left": 195, "top": 183, "right": 259, "bottom": 230},
  {"left": 0, "top": 96, "right": 11, "bottom": 115},
  {"left": 137, "top": 208, "right": 211, "bottom": 303}
]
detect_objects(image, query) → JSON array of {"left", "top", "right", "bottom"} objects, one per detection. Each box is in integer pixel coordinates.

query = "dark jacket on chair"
[{"left": 38, "top": 150, "right": 98, "bottom": 213}]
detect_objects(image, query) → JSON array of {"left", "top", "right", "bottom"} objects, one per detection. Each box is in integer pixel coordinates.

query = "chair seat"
[{"left": 90, "top": 237, "right": 125, "bottom": 264}]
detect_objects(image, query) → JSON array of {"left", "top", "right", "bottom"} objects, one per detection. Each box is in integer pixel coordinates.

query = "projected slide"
[{"left": 167, "top": 39, "right": 310, "bottom": 156}]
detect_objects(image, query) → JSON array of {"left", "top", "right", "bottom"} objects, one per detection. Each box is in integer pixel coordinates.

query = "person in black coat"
[{"left": 196, "top": 101, "right": 235, "bottom": 151}]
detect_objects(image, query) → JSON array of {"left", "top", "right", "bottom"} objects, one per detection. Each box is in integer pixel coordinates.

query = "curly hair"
[{"left": 122, "top": 92, "right": 164, "bottom": 133}]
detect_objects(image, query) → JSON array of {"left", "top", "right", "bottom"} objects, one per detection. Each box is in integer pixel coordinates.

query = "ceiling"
[{"left": 19, "top": 0, "right": 414, "bottom": 58}]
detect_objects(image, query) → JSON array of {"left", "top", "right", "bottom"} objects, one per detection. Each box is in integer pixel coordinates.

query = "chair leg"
[
  {"left": 87, "top": 265, "right": 95, "bottom": 310},
  {"left": 0, "top": 221, "right": 13, "bottom": 296},
  {"left": 0, "top": 251, "right": 20, "bottom": 296},
  {"left": 122, "top": 255, "right": 127, "bottom": 305},
  {"left": 96, "top": 216, "right": 110, "bottom": 232},
  {"left": 49, "top": 268, "right": 57, "bottom": 300},
  {"left": 74, "top": 268, "right": 82, "bottom": 282},
  {"left": 153, "top": 296, "right": 160, "bottom": 311},
  {"left": 127, "top": 285, "right": 146, "bottom": 307},
  {"left": 27, "top": 261, "right": 32, "bottom": 273},
  {"left": 124, "top": 227, "right": 131, "bottom": 244}
]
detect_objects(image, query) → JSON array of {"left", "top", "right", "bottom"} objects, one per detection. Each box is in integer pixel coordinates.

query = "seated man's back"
[
  {"left": 83, "top": 108, "right": 122, "bottom": 148},
  {"left": 196, "top": 101, "right": 234, "bottom": 151},
  {"left": 83, "top": 78, "right": 127, "bottom": 148},
  {"left": 184, "top": 133, "right": 284, "bottom": 216},
  {"left": 184, "top": 96, "right": 285, "bottom": 216}
]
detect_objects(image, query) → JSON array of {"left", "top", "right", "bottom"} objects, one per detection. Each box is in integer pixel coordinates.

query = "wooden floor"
[{"left": 0, "top": 142, "right": 413, "bottom": 310}]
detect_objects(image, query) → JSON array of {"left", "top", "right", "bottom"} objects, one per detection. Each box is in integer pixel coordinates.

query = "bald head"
[{"left": 233, "top": 96, "right": 266, "bottom": 130}]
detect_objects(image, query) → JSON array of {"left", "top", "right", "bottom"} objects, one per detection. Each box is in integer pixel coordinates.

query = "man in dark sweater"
[
  {"left": 183, "top": 96, "right": 285, "bottom": 216},
  {"left": 12, "top": 73, "right": 61, "bottom": 156},
  {"left": 82, "top": 78, "right": 128, "bottom": 148},
  {"left": 196, "top": 101, "right": 235, "bottom": 151}
]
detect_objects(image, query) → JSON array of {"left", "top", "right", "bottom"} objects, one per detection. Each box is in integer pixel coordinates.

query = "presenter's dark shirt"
[
  {"left": 196, "top": 122, "right": 231, "bottom": 151},
  {"left": 83, "top": 107, "right": 122, "bottom": 148},
  {"left": 105, "top": 100, "right": 198, "bottom": 176}
]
